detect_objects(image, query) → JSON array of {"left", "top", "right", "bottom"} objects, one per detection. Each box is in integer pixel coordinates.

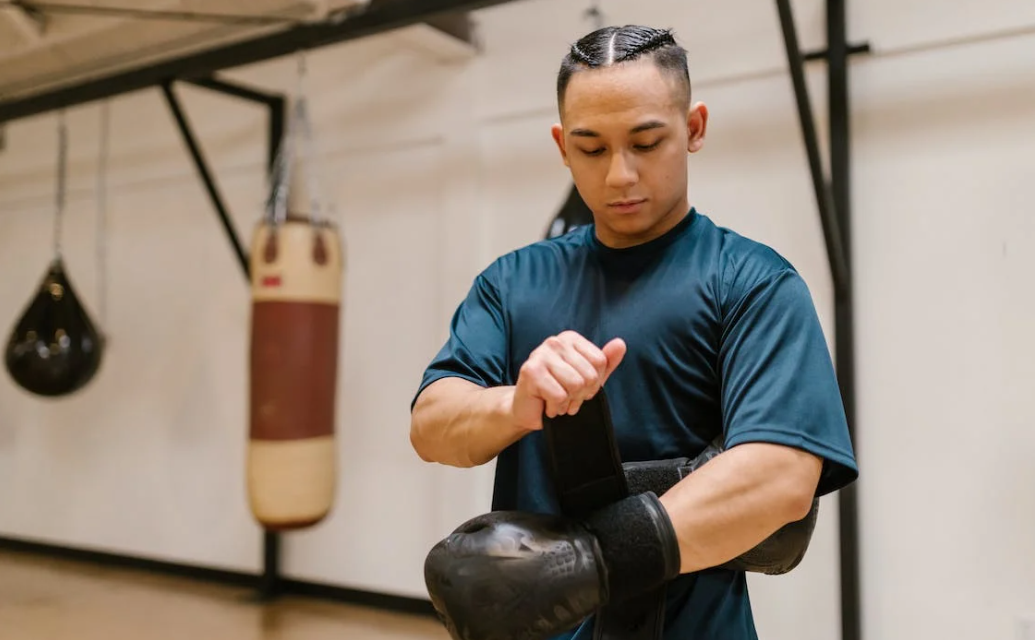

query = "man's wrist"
[
  {"left": 583, "top": 492, "right": 682, "bottom": 604},
  {"left": 494, "top": 385, "right": 538, "bottom": 437}
]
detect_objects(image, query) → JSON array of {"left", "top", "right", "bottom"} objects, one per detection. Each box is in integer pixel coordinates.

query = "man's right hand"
[{"left": 510, "top": 331, "right": 626, "bottom": 431}]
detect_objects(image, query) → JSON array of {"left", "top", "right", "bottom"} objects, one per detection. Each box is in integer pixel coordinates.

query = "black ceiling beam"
[{"left": 0, "top": 0, "right": 516, "bottom": 124}]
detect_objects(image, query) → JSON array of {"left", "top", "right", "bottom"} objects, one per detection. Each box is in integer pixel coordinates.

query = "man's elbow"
[
  {"left": 409, "top": 395, "right": 437, "bottom": 463},
  {"left": 783, "top": 483, "right": 817, "bottom": 522},
  {"left": 410, "top": 423, "right": 435, "bottom": 463},
  {"left": 781, "top": 452, "right": 823, "bottom": 522}
]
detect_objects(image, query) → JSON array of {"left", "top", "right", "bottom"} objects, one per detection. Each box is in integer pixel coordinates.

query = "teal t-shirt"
[{"left": 413, "top": 208, "right": 858, "bottom": 640}]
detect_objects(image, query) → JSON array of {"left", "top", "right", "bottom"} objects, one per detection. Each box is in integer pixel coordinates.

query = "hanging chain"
[
  {"left": 295, "top": 50, "right": 329, "bottom": 226},
  {"left": 266, "top": 89, "right": 299, "bottom": 226},
  {"left": 53, "top": 110, "right": 68, "bottom": 260},
  {"left": 296, "top": 97, "right": 327, "bottom": 226},
  {"left": 266, "top": 50, "right": 330, "bottom": 227},
  {"left": 96, "top": 101, "right": 110, "bottom": 327}
]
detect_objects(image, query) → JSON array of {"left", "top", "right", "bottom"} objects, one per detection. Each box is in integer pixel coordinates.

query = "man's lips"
[{"left": 608, "top": 198, "right": 646, "bottom": 212}]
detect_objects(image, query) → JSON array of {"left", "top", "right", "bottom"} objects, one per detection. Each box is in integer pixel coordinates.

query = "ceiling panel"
[{"left": 0, "top": 0, "right": 368, "bottom": 100}]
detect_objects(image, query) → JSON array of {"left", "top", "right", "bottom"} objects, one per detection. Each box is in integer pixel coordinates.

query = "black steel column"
[
  {"left": 775, "top": 1, "right": 864, "bottom": 639},
  {"left": 828, "top": 2, "right": 861, "bottom": 640}
]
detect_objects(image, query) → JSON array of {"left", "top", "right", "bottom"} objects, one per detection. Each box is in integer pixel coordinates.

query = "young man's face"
[{"left": 552, "top": 57, "right": 707, "bottom": 248}]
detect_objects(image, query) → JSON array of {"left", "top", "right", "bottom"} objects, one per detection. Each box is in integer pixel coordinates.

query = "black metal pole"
[
  {"left": 828, "top": 2, "right": 861, "bottom": 640},
  {"left": 258, "top": 96, "right": 286, "bottom": 602},
  {"left": 774, "top": 2, "right": 862, "bottom": 639},
  {"left": 774, "top": 0, "right": 849, "bottom": 296},
  {"left": 160, "top": 81, "right": 250, "bottom": 279}
]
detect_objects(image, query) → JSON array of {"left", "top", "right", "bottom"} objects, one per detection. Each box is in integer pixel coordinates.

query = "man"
[{"left": 410, "top": 24, "right": 858, "bottom": 640}]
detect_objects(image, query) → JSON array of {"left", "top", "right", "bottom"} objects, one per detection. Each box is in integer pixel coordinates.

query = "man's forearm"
[
  {"left": 410, "top": 377, "right": 529, "bottom": 468},
  {"left": 657, "top": 442, "right": 822, "bottom": 574}
]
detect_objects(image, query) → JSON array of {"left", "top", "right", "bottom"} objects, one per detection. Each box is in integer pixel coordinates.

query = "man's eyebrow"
[
  {"left": 569, "top": 121, "right": 668, "bottom": 138},
  {"left": 630, "top": 120, "right": 667, "bottom": 134}
]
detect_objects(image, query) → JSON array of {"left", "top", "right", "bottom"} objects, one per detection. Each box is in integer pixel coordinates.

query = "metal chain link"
[{"left": 266, "top": 50, "right": 331, "bottom": 228}]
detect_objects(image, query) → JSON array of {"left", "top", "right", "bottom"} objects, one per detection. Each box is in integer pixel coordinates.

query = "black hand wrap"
[
  {"left": 623, "top": 439, "right": 820, "bottom": 576},
  {"left": 582, "top": 492, "right": 681, "bottom": 605}
]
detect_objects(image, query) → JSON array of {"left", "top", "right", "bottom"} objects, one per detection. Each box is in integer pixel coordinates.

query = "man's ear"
[
  {"left": 687, "top": 102, "right": 709, "bottom": 154},
  {"left": 551, "top": 123, "right": 570, "bottom": 167}
]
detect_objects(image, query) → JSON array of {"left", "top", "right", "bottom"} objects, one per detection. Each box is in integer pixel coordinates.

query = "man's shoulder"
[
  {"left": 694, "top": 214, "right": 799, "bottom": 300},
  {"left": 701, "top": 216, "right": 793, "bottom": 275},
  {"left": 478, "top": 226, "right": 594, "bottom": 284}
]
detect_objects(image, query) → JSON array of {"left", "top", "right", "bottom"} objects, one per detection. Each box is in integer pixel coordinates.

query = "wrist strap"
[{"left": 542, "top": 390, "right": 670, "bottom": 640}]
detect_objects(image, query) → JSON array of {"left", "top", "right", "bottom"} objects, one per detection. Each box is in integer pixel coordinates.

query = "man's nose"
[{"left": 605, "top": 151, "right": 638, "bottom": 189}]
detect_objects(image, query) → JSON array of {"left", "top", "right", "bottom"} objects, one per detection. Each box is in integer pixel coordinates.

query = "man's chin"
[
  {"left": 603, "top": 212, "right": 657, "bottom": 234},
  {"left": 596, "top": 209, "right": 686, "bottom": 245}
]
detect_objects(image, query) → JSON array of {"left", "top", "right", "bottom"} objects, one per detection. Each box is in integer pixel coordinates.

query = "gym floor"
[{"left": 0, "top": 550, "right": 447, "bottom": 640}]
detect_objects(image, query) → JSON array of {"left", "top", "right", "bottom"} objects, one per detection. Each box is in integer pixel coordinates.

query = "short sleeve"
[
  {"left": 411, "top": 264, "right": 510, "bottom": 410},
  {"left": 718, "top": 266, "right": 858, "bottom": 497}
]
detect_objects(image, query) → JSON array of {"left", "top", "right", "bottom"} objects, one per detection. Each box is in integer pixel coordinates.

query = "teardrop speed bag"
[
  {"left": 5, "top": 258, "right": 104, "bottom": 397},
  {"left": 247, "top": 217, "right": 342, "bottom": 530},
  {"left": 545, "top": 184, "right": 595, "bottom": 239}
]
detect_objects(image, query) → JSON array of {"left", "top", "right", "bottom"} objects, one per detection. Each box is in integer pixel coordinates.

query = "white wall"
[
  {"left": 851, "top": 14, "right": 1035, "bottom": 640},
  {"left": 0, "top": 0, "right": 1033, "bottom": 638}
]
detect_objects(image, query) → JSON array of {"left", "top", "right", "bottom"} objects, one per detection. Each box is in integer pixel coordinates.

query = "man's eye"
[
  {"left": 580, "top": 147, "right": 606, "bottom": 157},
  {"left": 634, "top": 140, "right": 662, "bottom": 152}
]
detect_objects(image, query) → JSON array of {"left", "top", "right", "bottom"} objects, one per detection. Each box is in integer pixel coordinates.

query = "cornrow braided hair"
[
  {"left": 569, "top": 27, "right": 677, "bottom": 67},
  {"left": 557, "top": 25, "right": 690, "bottom": 109}
]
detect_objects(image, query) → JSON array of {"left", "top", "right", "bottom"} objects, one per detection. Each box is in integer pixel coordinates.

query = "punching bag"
[
  {"left": 5, "top": 257, "right": 105, "bottom": 397},
  {"left": 247, "top": 92, "right": 343, "bottom": 531},
  {"left": 545, "top": 183, "right": 595, "bottom": 239},
  {"left": 5, "top": 115, "right": 105, "bottom": 399}
]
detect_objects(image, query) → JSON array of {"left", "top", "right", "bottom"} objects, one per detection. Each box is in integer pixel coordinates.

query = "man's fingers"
[
  {"left": 569, "top": 339, "right": 608, "bottom": 386},
  {"left": 532, "top": 372, "right": 569, "bottom": 418},
  {"left": 524, "top": 355, "right": 584, "bottom": 417},
  {"left": 600, "top": 338, "right": 627, "bottom": 385},
  {"left": 556, "top": 352, "right": 602, "bottom": 405},
  {"left": 520, "top": 333, "right": 627, "bottom": 419},
  {"left": 542, "top": 354, "right": 586, "bottom": 393}
]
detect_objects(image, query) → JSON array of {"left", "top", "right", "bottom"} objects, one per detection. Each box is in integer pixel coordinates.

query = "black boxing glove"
[
  {"left": 623, "top": 439, "right": 819, "bottom": 575},
  {"left": 423, "top": 491, "right": 681, "bottom": 640}
]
